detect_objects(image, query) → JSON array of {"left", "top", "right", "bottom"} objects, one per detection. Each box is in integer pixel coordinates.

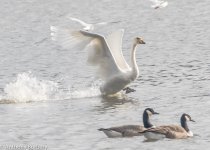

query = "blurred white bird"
[
  {"left": 68, "top": 17, "right": 120, "bottom": 31},
  {"left": 150, "top": 0, "right": 168, "bottom": 9},
  {"left": 50, "top": 26, "right": 146, "bottom": 96}
]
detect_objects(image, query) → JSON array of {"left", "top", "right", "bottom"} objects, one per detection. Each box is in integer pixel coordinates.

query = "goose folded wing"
[{"left": 158, "top": 125, "right": 186, "bottom": 132}]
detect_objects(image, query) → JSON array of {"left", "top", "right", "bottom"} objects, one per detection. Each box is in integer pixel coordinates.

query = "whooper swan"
[{"left": 50, "top": 26, "right": 145, "bottom": 96}]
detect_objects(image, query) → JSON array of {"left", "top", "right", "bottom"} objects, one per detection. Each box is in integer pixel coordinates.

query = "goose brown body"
[
  {"left": 98, "top": 108, "right": 159, "bottom": 138},
  {"left": 143, "top": 113, "right": 195, "bottom": 140}
]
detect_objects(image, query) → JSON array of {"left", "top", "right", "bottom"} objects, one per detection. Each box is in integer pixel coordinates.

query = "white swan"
[
  {"left": 68, "top": 17, "right": 120, "bottom": 31},
  {"left": 150, "top": 0, "right": 168, "bottom": 9},
  {"left": 50, "top": 26, "right": 145, "bottom": 96}
]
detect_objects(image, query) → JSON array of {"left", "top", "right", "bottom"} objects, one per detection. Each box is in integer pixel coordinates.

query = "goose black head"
[
  {"left": 145, "top": 108, "right": 159, "bottom": 116},
  {"left": 182, "top": 113, "right": 195, "bottom": 122}
]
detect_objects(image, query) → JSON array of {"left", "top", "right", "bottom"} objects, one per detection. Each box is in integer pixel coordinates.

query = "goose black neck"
[
  {"left": 181, "top": 116, "right": 189, "bottom": 132},
  {"left": 143, "top": 111, "right": 153, "bottom": 128}
]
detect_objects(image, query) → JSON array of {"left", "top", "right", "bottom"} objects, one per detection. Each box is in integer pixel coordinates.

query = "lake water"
[{"left": 0, "top": 0, "right": 210, "bottom": 149}]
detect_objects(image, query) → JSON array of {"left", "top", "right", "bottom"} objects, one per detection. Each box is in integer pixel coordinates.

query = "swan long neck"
[
  {"left": 181, "top": 116, "right": 189, "bottom": 132},
  {"left": 130, "top": 43, "right": 139, "bottom": 80},
  {"left": 143, "top": 111, "right": 153, "bottom": 128}
]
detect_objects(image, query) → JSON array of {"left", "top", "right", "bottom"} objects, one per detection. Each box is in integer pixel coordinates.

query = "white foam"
[
  {"left": 0, "top": 72, "right": 101, "bottom": 103},
  {"left": 68, "top": 86, "right": 101, "bottom": 99},
  {"left": 2, "top": 72, "right": 58, "bottom": 103}
]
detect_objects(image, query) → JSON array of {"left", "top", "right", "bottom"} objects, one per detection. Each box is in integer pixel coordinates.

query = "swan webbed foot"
[{"left": 123, "top": 87, "right": 136, "bottom": 94}]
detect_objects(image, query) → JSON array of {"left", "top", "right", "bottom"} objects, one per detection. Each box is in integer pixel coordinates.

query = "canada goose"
[
  {"left": 98, "top": 108, "right": 159, "bottom": 138},
  {"left": 142, "top": 113, "right": 195, "bottom": 140}
]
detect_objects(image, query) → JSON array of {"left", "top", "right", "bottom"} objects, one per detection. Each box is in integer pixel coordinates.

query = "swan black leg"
[{"left": 123, "top": 87, "right": 136, "bottom": 94}]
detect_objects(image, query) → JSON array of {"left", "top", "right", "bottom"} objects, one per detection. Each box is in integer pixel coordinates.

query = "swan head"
[{"left": 135, "top": 37, "right": 146, "bottom": 45}]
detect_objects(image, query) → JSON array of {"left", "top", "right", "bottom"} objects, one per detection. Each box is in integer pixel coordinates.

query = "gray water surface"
[{"left": 0, "top": 0, "right": 210, "bottom": 149}]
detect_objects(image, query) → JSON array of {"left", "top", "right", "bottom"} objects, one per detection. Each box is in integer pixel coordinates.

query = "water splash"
[
  {"left": 0, "top": 72, "right": 101, "bottom": 103},
  {"left": 1, "top": 72, "right": 58, "bottom": 103},
  {"left": 67, "top": 81, "right": 101, "bottom": 100}
]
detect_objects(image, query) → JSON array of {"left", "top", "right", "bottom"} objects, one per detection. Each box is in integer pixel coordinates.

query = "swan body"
[
  {"left": 143, "top": 113, "right": 195, "bottom": 140},
  {"left": 50, "top": 25, "right": 145, "bottom": 96},
  {"left": 150, "top": 0, "right": 168, "bottom": 9},
  {"left": 98, "top": 108, "right": 159, "bottom": 138}
]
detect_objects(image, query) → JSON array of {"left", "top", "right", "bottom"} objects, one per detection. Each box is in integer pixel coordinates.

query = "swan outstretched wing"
[
  {"left": 68, "top": 17, "right": 94, "bottom": 31},
  {"left": 50, "top": 26, "right": 121, "bottom": 79},
  {"left": 106, "top": 29, "right": 131, "bottom": 72},
  {"left": 80, "top": 30, "right": 122, "bottom": 79},
  {"left": 50, "top": 26, "right": 92, "bottom": 50},
  {"left": 69, "top": 17, "right": 90, "bottom": 27}
]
